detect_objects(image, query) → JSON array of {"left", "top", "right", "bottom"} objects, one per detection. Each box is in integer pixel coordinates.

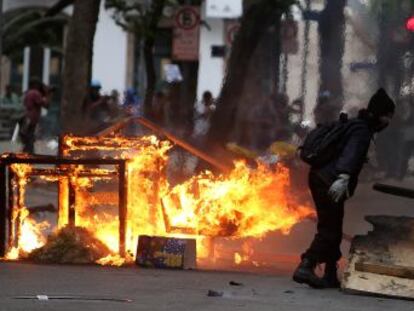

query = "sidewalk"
[{"left": 0, "top": 139, "right": 58, "bottom": 155}]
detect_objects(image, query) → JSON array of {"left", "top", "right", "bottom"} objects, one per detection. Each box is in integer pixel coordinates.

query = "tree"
[
  {"left": 371, "top": 0, "right": 411, "bottom": 95},
  {"left": 315, "top": 0, "right": 347, "bottom": 123},
  {"left": 60, "top": 0, "right": 101, "bottom": 134},
  {"left": 107, "top": 0, "right": 173, "bottom": 117},
  {"left": 207, "top": 0, "right": 295, "bottom": 148}
]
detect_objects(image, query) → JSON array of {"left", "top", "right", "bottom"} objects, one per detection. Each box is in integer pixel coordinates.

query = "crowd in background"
[{"left": 1, "top": 79, "right": 414, "bottom": 181}]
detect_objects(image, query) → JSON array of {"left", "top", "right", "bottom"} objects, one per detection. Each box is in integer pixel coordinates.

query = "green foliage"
[
  {"left": 2, "top": 8, "right": 68, "bottom": 60},
  {"left": 106, "top": 0, "right": 178, "bottom": 39}
]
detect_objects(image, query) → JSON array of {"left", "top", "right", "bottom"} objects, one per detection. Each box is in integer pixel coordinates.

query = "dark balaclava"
[{"left": 367, "top": 88, "right": 395, "bottom": 118}]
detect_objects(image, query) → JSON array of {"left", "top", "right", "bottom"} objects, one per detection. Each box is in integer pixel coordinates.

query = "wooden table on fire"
[{"left": 0, "top": 154, "right": 128, "bottom": 258}]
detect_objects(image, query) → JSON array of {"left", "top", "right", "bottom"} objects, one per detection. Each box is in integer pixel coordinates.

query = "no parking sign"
[
  {"left": 175, "top": 6, "right": 200, "bottom": 30},
  {"left": 172, "top": 6, "right": 200, "bottom": 61}
]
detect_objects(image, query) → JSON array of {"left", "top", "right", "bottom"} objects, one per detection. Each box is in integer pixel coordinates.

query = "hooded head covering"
[{"left": 367, "top": 88, "right": 395, "bottom": 117}]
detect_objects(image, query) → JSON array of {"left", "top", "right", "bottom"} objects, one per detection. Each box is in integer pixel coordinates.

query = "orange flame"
[
  {"left": 5, "top": 164, "right": 49, "bottom": 259},
  {"left": 4, "top": 135, "right": 314, "bottom": 266}
]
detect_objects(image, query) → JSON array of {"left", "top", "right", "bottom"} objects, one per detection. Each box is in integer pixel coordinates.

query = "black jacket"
[{"left": 311, "top": 119, "right": 374, "bottom": 195}]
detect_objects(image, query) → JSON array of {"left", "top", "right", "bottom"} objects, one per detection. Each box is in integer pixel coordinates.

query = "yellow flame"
[
  {"left": 96, "top": 254, "right": 125, "bottom": 267},
  {"left": 6, "top": 135, "right": 314, "bottom": 266},
  {"left": 234, "top": 252, "right": 242, "bottom": 265},
  {"left": 5, "top": 247, "right": 19, "bottom": 260}
]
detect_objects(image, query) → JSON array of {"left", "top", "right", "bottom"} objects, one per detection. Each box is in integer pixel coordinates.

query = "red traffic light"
[{"left": 406, "top": 16, "right": 414, "bottom": 32}]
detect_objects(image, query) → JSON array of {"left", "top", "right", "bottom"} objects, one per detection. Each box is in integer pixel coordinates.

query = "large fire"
[{"left": 3, "top": 135, "right": 314, "bottom": 266}]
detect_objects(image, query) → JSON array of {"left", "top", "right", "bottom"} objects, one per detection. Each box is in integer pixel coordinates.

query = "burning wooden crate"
[
  {"left": 0, "top": 154, "right": 128, "bottom": 263},
  {"left": 343, "top": 215, "right": 414, "bottom": 299}
]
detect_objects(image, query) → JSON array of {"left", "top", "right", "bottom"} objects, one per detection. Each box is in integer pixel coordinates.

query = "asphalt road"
[
  {"left": 2, "top": 140, "right": 414, "bottom": 310},
  {"left": 1, "top": 262, "right": 413, "bottom": 311}
]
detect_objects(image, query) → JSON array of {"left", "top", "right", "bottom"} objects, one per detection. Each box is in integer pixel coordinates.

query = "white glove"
[{"left": 328, "top": 174, "right": 350, "bottom": 203}]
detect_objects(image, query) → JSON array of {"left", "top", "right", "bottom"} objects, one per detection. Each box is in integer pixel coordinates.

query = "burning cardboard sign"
[{"left": 136, "top": 235, "right": 196, "bottom": 269}]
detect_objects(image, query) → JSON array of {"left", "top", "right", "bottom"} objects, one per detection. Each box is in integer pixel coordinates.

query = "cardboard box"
[{"left": 135, "top": 235, "right": 196, "bottom": 270}]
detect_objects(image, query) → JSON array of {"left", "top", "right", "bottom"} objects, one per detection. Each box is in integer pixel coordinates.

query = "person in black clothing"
[{"left": 293, "top": 88, "right": 395, "bottom": 289}]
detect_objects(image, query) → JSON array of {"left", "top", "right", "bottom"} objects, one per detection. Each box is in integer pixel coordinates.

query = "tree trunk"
[
  {"left": 177, "top": 61, "right": 198, "bottom": 130},
  {"left": 317, "top": 0, "right": 346, "bottom": 122},
  {"left": 143, "top": 36, "right": 156, "bottom": 117},
  {"left": 232, "top": 19, "right": 282, "bottom": 150},
  {"left": 143, "top": 0, "right": 166, "bottom": 118},
  {"left": 61, "top": 0, "right": 100, "bottom": 135},
  {"left": 207, "top": 0, "right": 282, "bottom": 147}
]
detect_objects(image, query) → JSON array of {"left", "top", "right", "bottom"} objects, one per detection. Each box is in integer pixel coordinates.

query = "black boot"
[
  {"left": 292, "top": 258, "right": 324, "bottom": 289},
  {"left": 322, "top": 262, "right": 340, "bottom": 288}
]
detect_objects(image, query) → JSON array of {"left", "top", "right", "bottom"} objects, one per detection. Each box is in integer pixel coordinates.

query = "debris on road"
[
  {"left": 207, "top": 290, "right": 224, "bottom": 297},
  {"left": 343, "top": 215, "right": 414, "bottom": 300},
  {"left": 14, "top": 295, "right": 132, "bottom": 302},
  {"left": 229, "top": 281, "right": 244, "bottom": 286},
  {"left": 28, "top": 226, "right": 112, "bottom": 264}
]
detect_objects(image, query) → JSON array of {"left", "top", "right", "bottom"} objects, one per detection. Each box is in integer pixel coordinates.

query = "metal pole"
[
  {"left": 22, "top": 47, "right": 30, "bottom": 92},
  {"left": 42, "top": 48, "right": 51, "bottom": 85}
]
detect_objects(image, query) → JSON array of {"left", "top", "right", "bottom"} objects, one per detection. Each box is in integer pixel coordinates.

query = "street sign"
[
  {"left": 225, "top": 20, "right": 241, "bottom": 46},
  {"left": 175, "top": 6, "right": 200, "bottom": 30},
  {"left": 206, "top": 0, "right": 242, "bottom": 19},
  {"left": 172, "top": 6, "right": 200, "bottom": 61}
]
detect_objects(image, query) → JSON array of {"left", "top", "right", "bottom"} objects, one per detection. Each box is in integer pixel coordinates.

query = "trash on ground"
[{"left": 207, "top": 290, "right": 224, "bottom": 297}]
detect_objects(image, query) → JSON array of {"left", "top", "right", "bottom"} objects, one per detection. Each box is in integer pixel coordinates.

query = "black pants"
[
  {"left": 19, "top": 120, "right": 37, "bottom": 154},
  {"left": 302, "top": 172, "right": 344, "bottom": 264}
]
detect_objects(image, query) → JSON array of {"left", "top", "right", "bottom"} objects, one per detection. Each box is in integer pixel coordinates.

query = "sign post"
[{"left": 172, "top": 6, "right": 200, "bottom": 61}]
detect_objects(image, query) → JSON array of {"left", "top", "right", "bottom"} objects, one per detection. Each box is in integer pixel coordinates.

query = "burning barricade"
[{"left": 0, "top": 119, "right": 314, "bottom": 268}]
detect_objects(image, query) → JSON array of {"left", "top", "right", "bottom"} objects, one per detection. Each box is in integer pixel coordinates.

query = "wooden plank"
[
  {"left": 355, "top": 262, "right": 414, "bottom": 280},
  {"left": 373, "top": 183, "right": 414, "bottom": 199},
  {"left": 136, "top": 117, "right": 231, "bottom": 172}
]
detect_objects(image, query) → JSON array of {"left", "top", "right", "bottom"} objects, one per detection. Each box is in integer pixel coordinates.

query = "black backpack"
[{"left": 299, "top": 119, "right": 356, "bottom": 167}]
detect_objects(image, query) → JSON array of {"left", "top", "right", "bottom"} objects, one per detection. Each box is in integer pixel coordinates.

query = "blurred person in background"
[
  {"left": 109, "top": 89, "right": 120, "bottom": 106},
  {"left": 313, "top": 91, "right": 339, "bottom": 125},
  {"left": 2, "top": 85, "right": 20, "bottom": 106},
  {"left": 83, "top": 80, "right": 111, "bottom": 132},
  {"left": 192, "top": 91, "right": 216, "bottom": 144},
  {"left": 394, "top": 96, "right": 414, "bottom": 180},
  {"left": 123, "top": 88, "right": 141, "bottom": 116},
  {"left": 20, "top": 79, "right": 51, "bottom": 153},
  {"left": 272, "top": 92, "right": 292, "bottom": 140}
]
